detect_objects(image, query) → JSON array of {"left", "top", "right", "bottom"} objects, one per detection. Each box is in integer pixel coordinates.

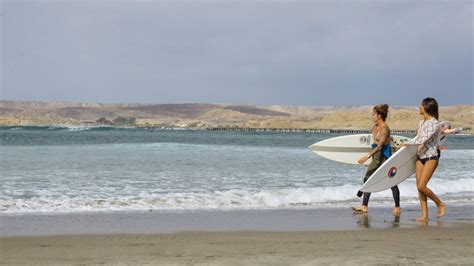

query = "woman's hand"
[
  {"left": 397, "top": 143, "right": 406, "bottom": 151},
  {"left": 358, "top": 155, "right": 369, "bottom": 165},
  {"left": 442, "top": 128, "right": 461, "bottom": 134}
]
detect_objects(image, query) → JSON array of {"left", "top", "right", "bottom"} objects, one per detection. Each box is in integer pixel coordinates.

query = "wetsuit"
[{"left": 358, "top": 143, "right": 400, "bottom": 207}]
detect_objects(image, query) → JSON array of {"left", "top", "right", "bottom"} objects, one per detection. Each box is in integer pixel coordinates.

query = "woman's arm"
[
  {"left": 404, "top": 121, "right": 439, "bottom": 146},
  {"left": 358, "top": 126, "right": 389, "bottom": 164},
  {"left": 442, "top": 128, "right": 461, "bottom": 134}
]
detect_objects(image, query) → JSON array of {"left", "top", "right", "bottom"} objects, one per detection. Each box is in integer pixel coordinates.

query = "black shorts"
[
  {"left": 417, "top": 149, "right": 441, "bottom": 165},
  {"left": 417, "top": 156, "right": 438, "bottom": 165}
]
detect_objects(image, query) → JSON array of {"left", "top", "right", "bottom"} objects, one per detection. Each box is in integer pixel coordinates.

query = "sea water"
[{"left": 1, "top": 126, "right": 472, "bottom": 214}]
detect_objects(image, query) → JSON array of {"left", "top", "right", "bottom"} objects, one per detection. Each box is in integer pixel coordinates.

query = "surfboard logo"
[
  {"left": 360, "top": 135, "right": 370, "bottom": 144},
  {"left": 388, "top": 167, "right": 397, "bottom": 178}
]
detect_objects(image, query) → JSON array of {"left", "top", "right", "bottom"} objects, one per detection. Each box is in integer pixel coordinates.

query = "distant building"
[
  {"left": 95, "top": 117, "right": 113, "bottom": 125},
  {"left": 80, "top": 120, "right": 95, "bottom": 125}
]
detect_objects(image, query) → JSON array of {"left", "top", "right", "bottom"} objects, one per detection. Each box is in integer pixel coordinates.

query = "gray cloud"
[{"left": 2, "top": 0, "right": 472, "bottom": 106}]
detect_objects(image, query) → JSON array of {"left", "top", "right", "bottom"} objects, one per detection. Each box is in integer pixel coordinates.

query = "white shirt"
[{"left": 407, "top": 118, "right": 441, "bottom": 159}]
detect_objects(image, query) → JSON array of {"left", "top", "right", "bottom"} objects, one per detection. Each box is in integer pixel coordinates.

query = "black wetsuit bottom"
[
  {"left": 357, "top": 149, "right": 400, "bottom": 207},
  {"left": 361, "top": 176, "right": 400, "bottom": 207}
]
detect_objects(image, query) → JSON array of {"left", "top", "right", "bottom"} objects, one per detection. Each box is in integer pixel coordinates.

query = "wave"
[
  {"left": 0, "top": 125, "right": 195, "bottom": 132},
  {"left": 2, "top": 178, "right": 473, "bottom": 214},
  {"left": 1, "top": 125, "right": 119, "bottom": 131}
]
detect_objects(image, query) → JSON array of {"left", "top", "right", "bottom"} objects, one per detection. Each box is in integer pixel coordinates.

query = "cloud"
[{"left": 2, "top": 0, "right": 472, "bottom": 105}]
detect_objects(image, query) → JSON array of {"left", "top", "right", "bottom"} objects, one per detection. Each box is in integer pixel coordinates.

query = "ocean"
[{"left": 1, "top": 126, "right": 473, "bottom": 214}]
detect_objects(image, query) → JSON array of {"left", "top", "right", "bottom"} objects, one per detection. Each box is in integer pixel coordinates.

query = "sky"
[{"left": 1, "top": 0, "right": 472, "bottom": 106}]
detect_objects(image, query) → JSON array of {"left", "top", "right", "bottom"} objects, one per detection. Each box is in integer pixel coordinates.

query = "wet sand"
[
  {"left": 1, "top": 224, "right": 473, "bottom": 265},
  {"left": 1, "top": 206, "right": 473, "bottom": 264}
]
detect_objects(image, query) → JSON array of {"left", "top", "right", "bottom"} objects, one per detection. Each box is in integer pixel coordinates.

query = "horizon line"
[{"left": 1, "top": 99, "right": 472, "bottom": 108}]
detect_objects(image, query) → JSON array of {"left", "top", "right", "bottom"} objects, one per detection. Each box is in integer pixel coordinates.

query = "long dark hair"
[
  {"left": 373, "top": 104, "right": 389, "bottom": 121},
  {"left": 421, "top": 97, "right": 439, "bottom": 120}
]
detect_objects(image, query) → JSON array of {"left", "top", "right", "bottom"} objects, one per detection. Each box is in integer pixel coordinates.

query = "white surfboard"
[
  {"left": 308, "top": 134, "right": 411, "bottom": 165},
  {"left": 360, "top": 122, "right": 450, "bottom": 193}
]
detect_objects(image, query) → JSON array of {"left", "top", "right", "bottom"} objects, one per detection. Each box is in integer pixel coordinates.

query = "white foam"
[
  {"left": 1, "top": 178, "right": 473, "bottom": 214},
  {"left": 1, "top": 139, "right": 472, "bottom": 214}
]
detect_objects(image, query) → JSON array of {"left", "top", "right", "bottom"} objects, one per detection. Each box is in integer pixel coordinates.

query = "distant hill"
[{"left": 0, "top": 100, "right": 472, "bottom": 131}]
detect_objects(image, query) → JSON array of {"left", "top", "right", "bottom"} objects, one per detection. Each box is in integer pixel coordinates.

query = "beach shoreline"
[
  {"left": 2, "top": 205, "right": 472, "bottom": 264},
  {"left": 1, "top": 204, "right": 473, "bottom": 237},
  {"left": 2, "top": 223, "right": 473, "bottom": 265}
]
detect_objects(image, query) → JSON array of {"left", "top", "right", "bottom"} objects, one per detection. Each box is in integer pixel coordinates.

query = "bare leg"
[
  {"left": 438, "top": 202, "right": 446, "bottom": 217},
  {"left": 415, "top": 160, "right": 428, "bottom": 221},
  {"left": 417, "top": 160, "right": 445, "bottom": 219}
]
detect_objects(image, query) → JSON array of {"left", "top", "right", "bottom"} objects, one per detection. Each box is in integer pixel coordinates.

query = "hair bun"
[{"left": 373, "top": 104, "right": 389, "bottom": 121}]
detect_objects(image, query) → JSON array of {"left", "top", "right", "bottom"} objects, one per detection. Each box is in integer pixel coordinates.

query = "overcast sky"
[{"left": 1, "top": 0, "right": 472, "bottom": 106}]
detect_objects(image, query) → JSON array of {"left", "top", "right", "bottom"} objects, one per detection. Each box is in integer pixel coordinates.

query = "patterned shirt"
[{"left": 407, "top": 118, "right": 441, "bottom": 159}]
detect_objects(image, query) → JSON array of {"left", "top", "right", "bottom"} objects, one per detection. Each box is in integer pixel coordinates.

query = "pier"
[{"left": 204, "top": 127, "right": 416, "bottom": 135}]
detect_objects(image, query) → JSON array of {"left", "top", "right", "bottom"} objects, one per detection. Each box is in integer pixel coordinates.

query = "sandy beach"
[
  {"left": 1, "top": 206, "right": 473, "bottom": 265},
  {"left": 1, "top": 224, "right": 473, "bottom": 265}
]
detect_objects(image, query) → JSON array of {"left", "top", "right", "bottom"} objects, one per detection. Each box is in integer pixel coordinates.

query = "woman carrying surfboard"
[
  {"left": 398, "top": 97, "right": 446, "bottom": 221},
  {"left": 353, "top": 104, "right": 401, "bottom": 216}
]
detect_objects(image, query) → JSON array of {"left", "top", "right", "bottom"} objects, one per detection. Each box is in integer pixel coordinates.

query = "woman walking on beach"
[
  {"left": 398, "top": 97, "right": 446, "bottom": 221},
  {"left": 353, "top": 104, "right": 401, "bottom": 216}
]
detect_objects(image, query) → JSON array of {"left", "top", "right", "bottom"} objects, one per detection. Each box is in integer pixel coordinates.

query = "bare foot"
[
  {"left": 438, "top": 203, "right": 446, "bottom": 217},
  {"left": 415, "top": 216, "right": 428, "bottom": 222},
  {"left": 392, "top": 207, "right": 401, "bottom": 217},
  {"left": 352, "top": 205, "right": 368, "bottom": 213}
]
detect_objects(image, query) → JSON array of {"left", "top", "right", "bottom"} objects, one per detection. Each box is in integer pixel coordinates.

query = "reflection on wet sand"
[
  {"left": 354, "top": 213, "right": 402, "bottom": 229},
  {"left": 414, "top": 218, "right": 445, "bottom": 228},
  {"left": 355, "top": 213, "right": 370, "bottom": 228}
]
